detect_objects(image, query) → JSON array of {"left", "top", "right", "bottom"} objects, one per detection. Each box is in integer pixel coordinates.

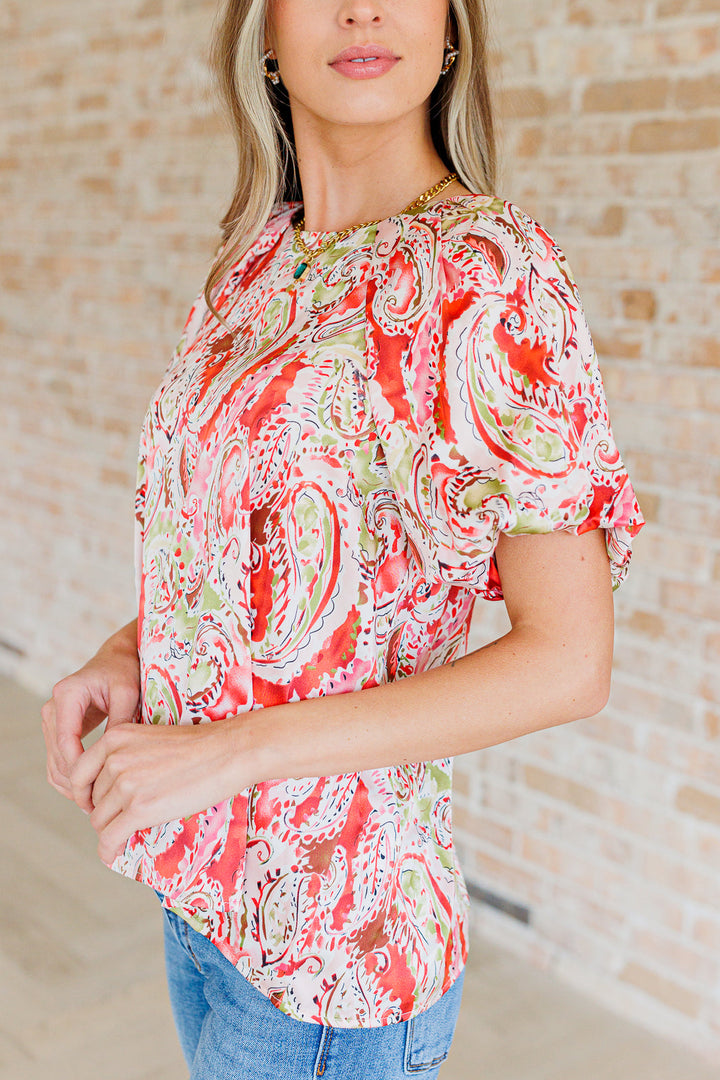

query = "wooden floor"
[{"left": 2, "top": 673, "right": 716, "bottom": 1080}]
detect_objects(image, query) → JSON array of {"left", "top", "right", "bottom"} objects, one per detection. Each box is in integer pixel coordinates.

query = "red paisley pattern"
[{"left": 113, "top": 194, "right": 644, "bottom": 1027}]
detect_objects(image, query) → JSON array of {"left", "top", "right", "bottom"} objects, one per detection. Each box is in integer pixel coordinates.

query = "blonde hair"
[{"left": 204, "top": 0, "right": 497, "bottom": 329}]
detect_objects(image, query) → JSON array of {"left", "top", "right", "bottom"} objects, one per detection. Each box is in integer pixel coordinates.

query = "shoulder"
[
  {"left": 368, "top": 196, "right": 588, "bottom": 348},
  {"left": 422, "top": 197, "right": 596, "bottom": 383},
  {"left": 369, "top": 194, "right": 582, "bottom": 312},
  {"left": 431, "top": 194, "right": 573, "bottom": 286}
]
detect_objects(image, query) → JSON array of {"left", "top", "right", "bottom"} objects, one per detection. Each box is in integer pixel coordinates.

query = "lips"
[{"left": 330, "top": 44, "right": 399, "bottom": 65}]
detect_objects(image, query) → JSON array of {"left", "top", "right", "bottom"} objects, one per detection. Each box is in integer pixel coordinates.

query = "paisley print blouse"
[{"left": 111, "top": 194, "right": 644, "bottom": 1027}]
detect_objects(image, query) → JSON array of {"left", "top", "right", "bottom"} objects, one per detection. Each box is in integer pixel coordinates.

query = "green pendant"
[{"left": 293, "top": 261, "right": 310, "bottom": 281}]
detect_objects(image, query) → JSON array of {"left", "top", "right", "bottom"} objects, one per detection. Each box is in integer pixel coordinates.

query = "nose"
[{"left": 337, "top": 1, "right": 384, "bottom": 27}]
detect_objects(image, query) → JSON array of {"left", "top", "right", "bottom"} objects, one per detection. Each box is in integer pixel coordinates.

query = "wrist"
[{"left": 222, "top": 707, "right": 282, "bottom": 791}]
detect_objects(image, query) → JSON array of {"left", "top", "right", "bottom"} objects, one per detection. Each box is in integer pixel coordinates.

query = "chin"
[{"left": 314, "top": 91, "right": 416, "bottom": 127}]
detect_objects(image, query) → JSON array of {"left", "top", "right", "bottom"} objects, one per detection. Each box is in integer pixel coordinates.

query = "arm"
[
  {"left": 42, "top": 618, "right": 140, "bottom": 801},
  {"left": 72, "top": 528, "right": 613, "bottom": 861}
]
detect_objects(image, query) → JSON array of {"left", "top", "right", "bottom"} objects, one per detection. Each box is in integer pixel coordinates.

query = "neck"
[{"left": 291, "top": 104, "right": 465, "bottom": 232}]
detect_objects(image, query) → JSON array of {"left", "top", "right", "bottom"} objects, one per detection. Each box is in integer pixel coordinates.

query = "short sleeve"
[{"left": 364, "top": 200, "right": 644, "bottom": 600}]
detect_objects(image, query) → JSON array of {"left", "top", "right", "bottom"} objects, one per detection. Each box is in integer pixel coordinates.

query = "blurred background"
[{"left": 1, "top": 0, "right": 719, "bottom": 1075}]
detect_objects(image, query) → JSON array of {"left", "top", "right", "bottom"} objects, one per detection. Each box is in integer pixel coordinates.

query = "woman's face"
[{"left": 265, "top": 0, "right": 452, "bottom": 131}]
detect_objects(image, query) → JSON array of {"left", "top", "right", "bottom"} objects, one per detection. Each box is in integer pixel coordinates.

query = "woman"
[{"left": 42, "top": 1, "right": 644, "bottom": 1077}]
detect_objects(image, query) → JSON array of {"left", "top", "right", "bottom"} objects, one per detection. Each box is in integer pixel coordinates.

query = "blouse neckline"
[{"left": 289, "top": 193, "right": 488, "bottom": 242}]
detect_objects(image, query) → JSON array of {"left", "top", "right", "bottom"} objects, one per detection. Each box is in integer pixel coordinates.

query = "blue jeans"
[{"left": 159, "top": 899, "right": 465, "bottom": 1079}]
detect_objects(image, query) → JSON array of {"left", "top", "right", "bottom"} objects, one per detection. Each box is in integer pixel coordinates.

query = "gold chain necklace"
[{"left": 291, "top": 173, "right": 459, "bottom": 284}]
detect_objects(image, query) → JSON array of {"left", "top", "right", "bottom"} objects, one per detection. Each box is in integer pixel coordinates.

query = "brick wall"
[
  {"left": 1, "top": 0, "right": 718, "bottom": 1064},
  {"left": 0, "top": 0, "right": 234, "bottom": 673}
]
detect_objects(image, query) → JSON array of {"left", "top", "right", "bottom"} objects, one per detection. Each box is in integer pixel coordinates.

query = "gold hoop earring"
[
  {"left": 262, "top": 48, "right": 280, "bottom": 85},
  {"left": 440, "top": 37, "right": 459, "bottom": 75}
]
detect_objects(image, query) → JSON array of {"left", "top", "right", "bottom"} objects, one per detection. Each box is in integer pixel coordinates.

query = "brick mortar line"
[
  {"left": 456, "top": 834, "right": 720, "bottom": 943},
  {"left": 457, "top": 821, "right": 720, "bottom": 902}
]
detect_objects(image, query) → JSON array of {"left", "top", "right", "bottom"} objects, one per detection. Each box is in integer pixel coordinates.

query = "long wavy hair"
[{"left": 204, "top": 0, "right": 497, "bottom": 329}]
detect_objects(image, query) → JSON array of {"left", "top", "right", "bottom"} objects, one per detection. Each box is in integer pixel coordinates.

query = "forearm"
[
  {"left": 70, "top": 533, "right": 616, "bottom": 859},
  {"left": 95, "top": 619, "right": 139, "bottom": 662},
  {"left": 231, "top": 622, "right": 611, "bottom": 788}
]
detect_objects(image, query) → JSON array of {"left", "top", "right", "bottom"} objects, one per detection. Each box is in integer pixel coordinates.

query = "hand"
[
  {"left": 68, "top": 718, "right": 246, "bottom": 863},
  {"left": 41, "top": 620, "right": 140, "bottom": 805}
]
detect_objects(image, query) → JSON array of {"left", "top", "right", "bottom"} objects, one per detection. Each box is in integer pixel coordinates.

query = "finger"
[
  {"left": 52, "top": 682, "right": 91, "bottom": 773},
  {"left": 42, "top": 701, "right": 75, "bottom": 794},
  {"left": 40, "top": 697, "right": 55, "bottom": 731},
  {"left": 46, "top": 753, "right": 73, "bottom": 794},
  {"left": 46, "top": 762, "right": 75, "bottom": 800},
  {"left": 41, "top": 699, "right": 60, "bottom": 769},
  {"left": 97, "top": 809, "right": 137, "bottom": 866},
  {"left": 89, "top": 782, "right": 125, "bottom": 835},
  {"left": 87, "top": 722, "right": 144, "bottom": 810},
  {"left": 106, "top": 684, "right": 142, "bottom": 730},
  {"left": 88, "top": 749, "right": 123, "bottom": 809},
  {"left": 69, "top": 735, "right": 109, "bottom": 814},
  {"left": 48, "top": 745, "right": 78, "bottom": 798}
]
